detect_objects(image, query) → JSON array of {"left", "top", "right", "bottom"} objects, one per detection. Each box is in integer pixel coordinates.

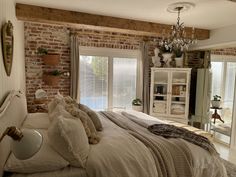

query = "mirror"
[{"left": 1, "top": 21, "right": 14, "bottom": 76}]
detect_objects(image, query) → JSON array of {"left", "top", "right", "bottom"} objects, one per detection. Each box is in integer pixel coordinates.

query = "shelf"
[
  {"left": 154, "top": 94, "right": 167, "bottom": 96},
  {"left": 154, "top": 82, "right": 168, "bottom": 85},
  {"left": 172, "top": 95, "right": 185, "bottom": 97},
  {"left": 154, "top": 100, "right": 166, "bottom": 103},
  {"left": 171, "top": 101, "right": 185, "bottom": 104},
  {"left": 172, "top": 83, "right": 186, "bottom": 85}
]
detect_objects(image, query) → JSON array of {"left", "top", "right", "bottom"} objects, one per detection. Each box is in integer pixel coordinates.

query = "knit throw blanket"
[
  {"left": 148, "top": 124, "right": 218, "bottom": 155},
  {"left": 100, "top": 111, "right": 194, "bottom": 177}
]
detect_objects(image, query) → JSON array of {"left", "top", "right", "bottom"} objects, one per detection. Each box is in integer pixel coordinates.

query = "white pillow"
[
  {"left": 22, "top": 113, "right": 50, "bottom": 129},
  {"left": 48, "top": 93, "right": 65, "bottom": 114},
  {"left": 48, "top": 104, "right": 73, "bottom": 122},
  {"left": 47, "top": 116, "right": 89, "bottom": 168},
  {"left": 4, "top": 130, "right": 69, "bottom": 173}
]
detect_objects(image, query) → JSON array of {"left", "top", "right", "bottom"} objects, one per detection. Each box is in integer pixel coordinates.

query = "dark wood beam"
[{"left": 16, "top": 3, "right": 209, "bottom": 40}]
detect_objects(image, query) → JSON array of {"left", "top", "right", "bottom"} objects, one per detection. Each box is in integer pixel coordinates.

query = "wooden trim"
[{"left": 16, "top": 3, "right": 210, "bottom": 40}]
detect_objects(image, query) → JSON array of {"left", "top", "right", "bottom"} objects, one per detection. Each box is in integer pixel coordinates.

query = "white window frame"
[{"left": 79, "top": 46, "right": 142, "bottom": 109}]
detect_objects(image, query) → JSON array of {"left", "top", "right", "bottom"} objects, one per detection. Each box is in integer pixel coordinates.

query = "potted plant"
[
  {"left": 42, "top": 70, "right": 62, "bottom": 86},
  {"left": 173, "top": 49, "right": 184, "bottom": 67},
  {"left": 211, "top": 95, "right": 221, "bottom": 108},
  {"left": 37, "top": 47, "right": 60, "bottom": 66},
  {"left": 132, "top": 98, "right": 143, "bottom": 112}
]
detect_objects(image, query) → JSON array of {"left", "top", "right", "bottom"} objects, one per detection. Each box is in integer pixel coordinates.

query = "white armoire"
[{"left": 150, "top": 67, "right": 191, "bottom": 124}]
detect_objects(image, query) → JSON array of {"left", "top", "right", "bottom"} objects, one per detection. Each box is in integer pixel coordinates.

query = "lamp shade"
[{"left": 11, "top": 129, "right": 43, "bottom": 160}]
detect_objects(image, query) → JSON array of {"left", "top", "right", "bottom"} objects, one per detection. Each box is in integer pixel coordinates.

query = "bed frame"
[{"left": 0, "top": 91, "right": 27, "bottom": 177}]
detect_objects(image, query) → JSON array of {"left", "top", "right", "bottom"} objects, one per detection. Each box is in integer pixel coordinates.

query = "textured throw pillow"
[
  {"left": 49, "top": 104, "right": 73, "bottom": 122},
  {"left": 47, "top": 116, "right": 90, "bottom": 168},
  {"left": 48, "top": 92, "right": 65, "bottom": 114},
  {"left": 65, "top": 104, "right": 100, "bottom": 144},
  {"left": 4, "top": 130, "right": 69, "bottom": 173},
  {"left": 78, "top": 103, "right": 103, "bottom": 131}
]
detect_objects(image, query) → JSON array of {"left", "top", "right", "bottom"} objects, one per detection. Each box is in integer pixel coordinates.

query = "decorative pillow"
[
  {"left": 65, "top": 104, "right": 100, "bottom": 144},
  {"left": 47, "top": 116, "right": 90, "bottom": 168},
  {"left": 48, "top": 104, "right": 73, "bottom": 122},
  {"left": 48, "top": 92, "right": 65, "bottom": 114},
  {"left": 22, "top": 113, "right": 50, "bottom": 129},
  {"left": 4, "top": 130, "right": 69, "bottom": 173},
  {"left": 78, "top": 103, "right": 103, "bottom": 131}
]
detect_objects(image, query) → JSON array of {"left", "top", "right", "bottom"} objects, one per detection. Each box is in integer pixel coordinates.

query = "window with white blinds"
[
  {"left": 80, "top": 55, "right": 108, "bottom": 110},
  {"left": 79, "top": 47, "right": 141, "bottom": 110}
]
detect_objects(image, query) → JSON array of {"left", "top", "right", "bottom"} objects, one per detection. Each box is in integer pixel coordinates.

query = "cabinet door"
[
  {"left": 151, "top": 70, "right": 169, "bottom": 115},
  {"left": 169, "top": 71, "right": 190, "bottom": 118}
]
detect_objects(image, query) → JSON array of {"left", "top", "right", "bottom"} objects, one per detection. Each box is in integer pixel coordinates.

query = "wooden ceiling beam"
[{"left": 16, "top": 3, "right": 209, "bottom": 40}]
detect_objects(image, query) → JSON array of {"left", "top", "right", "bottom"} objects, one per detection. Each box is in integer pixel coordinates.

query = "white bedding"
[
  {"left": 119, "top": 110, "right": 227, "bottom": 177},
  {"left": 7, "top": 167, "right": 87, "bottom": 177},
  {"left": 5, "top": 110, "right": 227, "bottom": 177}
]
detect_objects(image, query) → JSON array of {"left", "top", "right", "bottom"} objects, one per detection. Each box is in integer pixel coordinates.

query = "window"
[
  {"left": 211, "top": 62, "right": 223, "bottom": 96},
  {"left": 79, "top": 47, "right": 141, "bottom": 110}
]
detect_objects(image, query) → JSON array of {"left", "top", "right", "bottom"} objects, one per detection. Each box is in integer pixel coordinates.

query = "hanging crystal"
[{"left": 159, "top": 6, "right": 197, "bottom": 51}]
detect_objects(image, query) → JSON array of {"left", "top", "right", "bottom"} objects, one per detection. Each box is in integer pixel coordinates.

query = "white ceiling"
[{"left": 16, "top": 0, "right": 236, "bottom": 30}]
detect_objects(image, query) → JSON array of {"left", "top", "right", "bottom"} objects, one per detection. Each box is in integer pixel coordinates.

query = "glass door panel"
[
  {"left": 170, "top": 71, "right": 187, "bottom": 116},
  {"left": 113, "top": 58, "right": 137, "bottom": 109},
  {"left": 211, "top": 62, "right": 223, "bottom": 97},
  {"left": 79, "top": 55, "right": 108, "bottom": 110},
  {"left": 152, "top": 71, "right": 169, "bottom": 114}
]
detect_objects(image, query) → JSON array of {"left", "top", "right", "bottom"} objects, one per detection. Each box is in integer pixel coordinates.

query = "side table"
[{"left": 210, "top": 107, "right": 224, "bottom": 124}]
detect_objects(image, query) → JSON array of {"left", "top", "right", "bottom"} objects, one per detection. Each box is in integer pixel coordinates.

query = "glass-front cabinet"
[{"left": 150, "top": 68, "right": 191, "bottom": 124}]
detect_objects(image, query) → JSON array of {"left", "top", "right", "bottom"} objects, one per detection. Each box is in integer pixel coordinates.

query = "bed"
[{"left": 0, "top": 91, "right": 228, "bottom": 177}]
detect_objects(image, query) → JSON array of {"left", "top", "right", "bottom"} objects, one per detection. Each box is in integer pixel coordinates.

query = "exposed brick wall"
[
  {"left": 25, "top": 23, "right": 70, "bottom": 112},
  {"left": 25, "top": 22, "right": 202, "bottom": 113},
  {"left": 211, "top": 48, "right": 236, "bottom": 56},
  {"left": 25, "top": 22, "right": 158, "bottom": 112}
]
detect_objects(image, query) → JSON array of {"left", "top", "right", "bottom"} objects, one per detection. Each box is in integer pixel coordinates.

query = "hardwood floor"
[{"left": 214, "top": 141, "right": 236, "bottom": 165}]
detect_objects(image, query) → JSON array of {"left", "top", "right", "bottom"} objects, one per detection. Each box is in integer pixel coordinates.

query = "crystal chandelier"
[{"left": 159, "top": 6, "right": 197, "bottom": 51}]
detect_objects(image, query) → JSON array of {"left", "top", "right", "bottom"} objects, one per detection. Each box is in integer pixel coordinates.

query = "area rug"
[{"left": 222, "top": 158, "right": 236, "bottom": 177}]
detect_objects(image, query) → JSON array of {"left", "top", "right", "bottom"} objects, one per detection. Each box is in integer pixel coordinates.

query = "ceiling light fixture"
[{"left": 159, "top": 2, "right": 197, "bottom": 51}]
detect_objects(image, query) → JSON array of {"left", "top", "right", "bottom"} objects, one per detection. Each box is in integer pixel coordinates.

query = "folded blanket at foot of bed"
[{"left": 147, "top": 124, "right": 218, "bottom": 155}]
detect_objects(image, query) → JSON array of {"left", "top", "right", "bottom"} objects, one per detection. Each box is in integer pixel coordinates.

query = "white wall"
[
  {"left": 192, "top": 24, "right": 236, "bottom": 50},
  {"left": 0, "top": 0, "right": 25, "bottom": 103}
]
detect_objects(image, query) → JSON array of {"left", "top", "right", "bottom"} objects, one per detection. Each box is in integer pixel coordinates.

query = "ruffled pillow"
[
  {"left": 48, "top": 92, "right": 65, "bottom": 115},
  {"left": 65, "top": 104, "right": 100, "bottom": 144},
  {"left": 47, "top": 116, "right": 89, "bottom": 168},
  {"left": 78, "top": 103, "right": 103, "bottom": 131}
]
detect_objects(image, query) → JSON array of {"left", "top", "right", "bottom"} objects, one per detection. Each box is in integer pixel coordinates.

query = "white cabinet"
[{"left": 150, "top": 68, "right": 191, "bottom": 124}]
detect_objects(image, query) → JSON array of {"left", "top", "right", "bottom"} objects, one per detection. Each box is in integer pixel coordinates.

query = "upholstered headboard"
[{"left": 0, "top": 91, "right": 27, "bottom": 177}]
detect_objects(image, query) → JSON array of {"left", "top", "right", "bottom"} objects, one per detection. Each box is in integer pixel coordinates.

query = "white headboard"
[{"left": 0, "top": 91, "right": 27, "bottom": 177}]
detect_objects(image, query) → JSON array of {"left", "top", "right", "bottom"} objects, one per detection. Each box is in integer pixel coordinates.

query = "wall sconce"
[{"left": 0, "top": 127, "right": 42, "bottom": 160}]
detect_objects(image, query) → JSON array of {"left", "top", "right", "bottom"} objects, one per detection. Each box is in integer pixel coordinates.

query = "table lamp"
[{"left": 0, "top": 127, "right": 42, "bottom": 160}]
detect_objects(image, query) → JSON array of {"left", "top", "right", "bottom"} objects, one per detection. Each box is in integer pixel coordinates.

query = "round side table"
[{"left": 210, "top": 107, "right": 224, "bottom": 124}]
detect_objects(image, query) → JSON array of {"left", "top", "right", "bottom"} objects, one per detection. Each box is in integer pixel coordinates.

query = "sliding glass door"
[
  {"left": 79, "top": 47, "right": 141, "bottom": 110},
  {"left": 113, "top": 58, "right": 137, "bottom": 109},
  {"left": 211, "top": 58, "right": 236, "bottom": 144}
]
